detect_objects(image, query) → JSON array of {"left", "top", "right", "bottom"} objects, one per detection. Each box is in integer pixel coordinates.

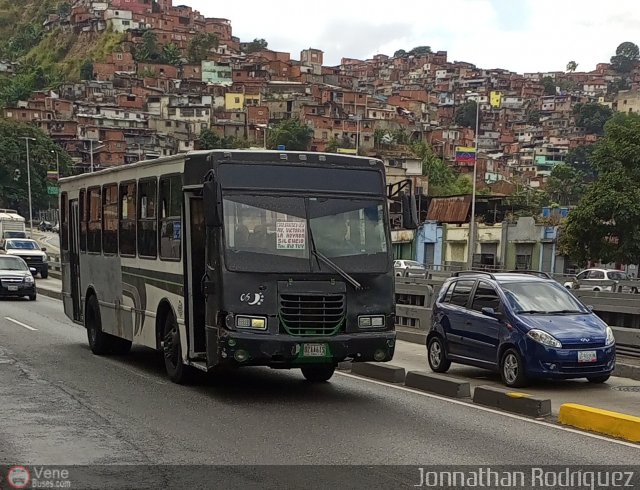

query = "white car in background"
[
  {"left": 564, "top": 268, "right": 638, "bottom": 293},
  {"left": 394, "top": 260, "right": 427, "bottom": 278}
]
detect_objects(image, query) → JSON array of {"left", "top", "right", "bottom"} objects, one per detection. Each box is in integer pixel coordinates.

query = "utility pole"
[
  {"left": 21, "top": 137, "right": 36, "bottom": 234},
  {"left": 90, "top": 139, "right": 94, "bottom": 173},
  {"left": 466, "top": 94, "right": 480, "bottom": 270}
]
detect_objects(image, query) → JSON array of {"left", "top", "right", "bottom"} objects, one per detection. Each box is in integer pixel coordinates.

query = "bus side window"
[
  {"left": 159, "top": 175, "right": 182, "bottom": 261},
  {"left": 138, "top": 178, "right": 157, "bottom": 259},
  {"left": 60, "top": 192, "right": 68, "bottom": 251},
  {"left": 87, "top": 187, "right": 101, "bottom": 253},
  {"left": 119, "top": 182, "right": 136, "bottom": 257},
  {"left": 102, "top": 183, "right": 118, "bottom": 255}
]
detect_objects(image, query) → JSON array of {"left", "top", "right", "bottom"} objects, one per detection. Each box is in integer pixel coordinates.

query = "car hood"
[
  {"left": 4, "top": 250, "right": 45, "bottom": 257},
  {"left": 0, "top": 271, "right": 30, "bottom": 279},
  {"left": 517, "top": 314, "right": 607, "bottom": 343}
]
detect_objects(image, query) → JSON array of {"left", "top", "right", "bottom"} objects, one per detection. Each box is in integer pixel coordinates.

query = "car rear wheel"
[
  {"left": 427, "top": 336, "right": 451, "bottom": 373},
  {"left": 587, "top": 375, "right": 610, "bottom": 384},
  {"left": 301, "top": 365, "right": 335, "bottom": 382},
  {"left": 40, "top": 268, "right": 48, "bottom": 279},
  {"left": 500, "top": 348, "right": 528, "bottom": 388}
]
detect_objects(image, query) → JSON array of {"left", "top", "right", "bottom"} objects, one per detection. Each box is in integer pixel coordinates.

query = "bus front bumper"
[{"left": 216, "top": 330, "right": 397, "bottom": 367}]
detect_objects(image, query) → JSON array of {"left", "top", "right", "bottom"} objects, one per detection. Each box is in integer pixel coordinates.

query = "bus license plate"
[
  {"left": 7, "top": 286, "right": 18, "bottom": 292},
  {"left": 303, "top": 344, "right": 327, "bottom": 357},
  {"left": 578, "top": 351, "right": 597, "bottom": 363}
]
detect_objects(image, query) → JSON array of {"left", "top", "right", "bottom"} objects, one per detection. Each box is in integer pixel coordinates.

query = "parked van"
[{"left": 0, "top": 209, "right": 27, "bottom": 239}]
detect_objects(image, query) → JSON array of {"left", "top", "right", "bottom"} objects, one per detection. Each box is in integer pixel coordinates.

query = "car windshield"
[
  {"left": 223, "top": 194, "right": 389, "bottom": 273},
  {"left": 404, "top": 261, "right": 424, "bottom": 268},
  {"left": 501, "top": 281, "right": 589, "bottom": 314},
  {"left": 5, "top": 240, "right": 39, "bottom": 250},
  {"left": 0, "top": 256, "right": 28, "bottom": 271}
]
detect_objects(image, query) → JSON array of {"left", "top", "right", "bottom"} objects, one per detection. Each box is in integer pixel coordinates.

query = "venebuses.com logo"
[{"left": 5, "top": 466, "right": 31, "bottom": 489}]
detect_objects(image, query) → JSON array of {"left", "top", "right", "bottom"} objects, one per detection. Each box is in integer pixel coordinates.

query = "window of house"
[
  {"left": 159, "top": 175, "right": 182, "bottom": 261},
  {"left": 137, "top": 178, "right": 157, "bottom": 258},
  {"left": 87, "top": 187, "right": 102, "bottom": 253},
  {"left": 119, "top": 181, "right": 136, "bottom": 257},
  {"left": 79, "top": 189, "right": 86, "bottom": 252},
  {"left": 234, "top": 97, "right": 240, "bottom": 103},
  {"left": 102, "top": 184, "right": 118, "bottom": 254}
]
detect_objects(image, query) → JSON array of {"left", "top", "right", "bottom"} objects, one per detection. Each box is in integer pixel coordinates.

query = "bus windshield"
[{"left": 223, "top": 194, "right": 389, "bottom": 273}]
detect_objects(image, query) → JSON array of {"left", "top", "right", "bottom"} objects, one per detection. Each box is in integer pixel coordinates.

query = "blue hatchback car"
[{"left": 428, "top": 271, "right": 616, "bottom": 387}]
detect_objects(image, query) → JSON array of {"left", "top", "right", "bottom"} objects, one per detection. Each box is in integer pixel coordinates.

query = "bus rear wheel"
[
  {"left": 163, "top": 313, "right": 193, "bottom": 384},
  {"left": 301, "top": 365, "right": 335, "bottom": 383}
]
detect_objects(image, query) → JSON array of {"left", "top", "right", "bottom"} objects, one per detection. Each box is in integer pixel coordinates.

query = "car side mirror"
[
  {"left": 30, "top": 267, "right": 36, "bottom": 274},
  {"left": 401, "top": 194, "right": 418, "bottom": 230},
  {"left": 41, "top": 247, "right": 47, "bottom": 252},
  {"left": 203, "top": 178, "right": 222, "bottom": 228},
  {"left": 482, "top": 307, "right": 502, "bottom": 319}
]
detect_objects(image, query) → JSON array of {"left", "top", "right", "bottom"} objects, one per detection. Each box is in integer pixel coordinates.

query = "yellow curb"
[
  {"left": 558, "top": 403, "right": 640, "bottom": 443},
  {"left": 506, "top": 392, "right": 531, "bottom": 398}
]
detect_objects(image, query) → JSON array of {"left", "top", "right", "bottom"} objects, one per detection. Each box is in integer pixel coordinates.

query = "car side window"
[
  {"left": 449, "top": 280, "right": 475, "bottom": 308},
  {"left": 471, "top": 281, "right": 501, "bottom": 312},
  {"left": 576, "top": 271, "right": 588, "bottom": 280},
  {"left": 588, "top": 270, "right": 605, "bottom": 280}
]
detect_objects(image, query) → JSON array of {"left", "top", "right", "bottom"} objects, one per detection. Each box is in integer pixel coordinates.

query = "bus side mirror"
[
  {"left": 402, "top": 194, "right": 418, "bottom": 230},
  {"left": 203, "top": 180, "right": 222, "bottom": 228}
]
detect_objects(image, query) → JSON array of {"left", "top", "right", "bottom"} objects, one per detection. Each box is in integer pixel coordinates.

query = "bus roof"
[{"left": 58, "top": 150, "right": 385, "bottom": 187}]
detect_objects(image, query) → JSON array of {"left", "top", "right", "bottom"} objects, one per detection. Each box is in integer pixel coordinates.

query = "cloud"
[{"left": 186, "top": 0, "right": 640, "bottom": 73}]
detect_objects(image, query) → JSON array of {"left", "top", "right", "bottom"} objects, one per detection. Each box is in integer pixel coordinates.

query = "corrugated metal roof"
[{"left": 426, "top": 196, "right": 470, "bottom": 223}]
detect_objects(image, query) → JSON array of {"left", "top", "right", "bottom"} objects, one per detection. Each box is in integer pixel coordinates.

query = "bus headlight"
[
  {"left": 235, "top": 315, "right": 267, "bottom": 331},
  {"left": 358, "top": 315, "right": 385, "bottom": 329}
]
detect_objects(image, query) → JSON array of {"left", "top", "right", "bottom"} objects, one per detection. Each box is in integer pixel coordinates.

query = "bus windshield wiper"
[{"left": 311, "top": 249, "right": 362, "bottom": 290}]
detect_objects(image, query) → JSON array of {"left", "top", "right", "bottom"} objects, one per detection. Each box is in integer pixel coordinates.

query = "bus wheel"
[
  {"left": 301, "top": 365, "right": 335, "bottom": 383},
  {"left": 163, "top": 313, "right": 192, "bottom": 384},
  {"left": 86, "top": 295, "right": 110, "bottom": 355}
]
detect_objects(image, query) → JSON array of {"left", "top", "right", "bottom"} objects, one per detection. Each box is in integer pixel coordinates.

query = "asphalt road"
[{"left": 0, "top": 296, "right": 638, "bottom": 488}]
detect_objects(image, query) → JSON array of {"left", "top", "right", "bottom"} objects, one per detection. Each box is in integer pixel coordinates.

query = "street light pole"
[
  {"left": 467, "top": 97, "right": 480, "bottom": 270},
  {"left": 21, "top": 137, "right": 36, "bottom": 235},
  {"left": 90, "top": 139, "right": 94, "bottom": 173}
]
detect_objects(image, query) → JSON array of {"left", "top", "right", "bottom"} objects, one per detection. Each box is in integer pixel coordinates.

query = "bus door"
[
  {"left": 185, "top": 193, "right": 206, "bottom": 357},
  {"left": 69, "top": 200, "right": 82, "bottom": 322}
]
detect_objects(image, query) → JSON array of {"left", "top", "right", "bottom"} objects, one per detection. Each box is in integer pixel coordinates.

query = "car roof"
[{"left": 449, "top": 271, "right": 553, "bottom": 284}]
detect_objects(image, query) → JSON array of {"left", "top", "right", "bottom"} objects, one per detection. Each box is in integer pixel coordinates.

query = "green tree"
[
  {"left": 325, "top": 136, "right": 339, "bottom": 153},
  {"left": 79, "top": 59, "right": 94, "bottom": 81},
  {"left": 0, "top": 119, "right": 71, "bottom": 213},
  {"left": 198, "top": 129, "right": 228, "bottom": 150},
  {"left": 566, "top": 60, "right": 578, "bottom": 72},
  {"left": 574, "top": 102, "right": 613, "bottom": 135},
  {"left": 187, "top": 32, "right": 218, "bottom": 64},
  {"left": 412, "top": 142, "right": 473, "bottom": 196},
  {"left": 408, "top": 46, "right": 432, "bottom": 56},
  {"left": 393, "top": 49, "right": 407, "bottom": 58},
  {"left": 565, "top": 145, "right": 597, "bottom": 180},
  {"left": 266, "top": 118, "right": 313, "bottom": 151},
  {"left": 607, "top": 77, "right": 630, "bottom": 95},
  {"left": 545, "top": 163, "right": 587, "bottom": 206},
  {"left": 134, "top": 30, "right": 160, "bottom": 62},
  {"left": 244, "top": 38, "right": 268, "bottom": 54},
  {"left": 561, "top": 113, "right": 640, "bottom": 264},
  {"left": 161, "top": 43, "right": 182, "bottom": 66},
  {"left": 542, "top": 76, "right": 556, "bottom": 96},
  {"left": 526, "top": 108, "right": 541, "bottom": 125},
  {"left": 610, "top": 41, "right": 639, "bottom": 73},
  {"left": 58, "top": 2, "right": 72, "bottom": 18},
  {"left": 454, "top": 100, "right": 477, "bottom": 128}
]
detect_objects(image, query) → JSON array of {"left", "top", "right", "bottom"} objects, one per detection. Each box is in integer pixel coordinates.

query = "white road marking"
[
  {"left": 336, "top": 371, "right": 640, "bottom": 449},
  {"left": 4, "top": 317, "right": 38, "bottom": 331}
]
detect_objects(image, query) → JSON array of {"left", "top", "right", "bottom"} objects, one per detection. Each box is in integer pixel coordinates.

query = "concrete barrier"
[
  {"left": 558, "top": 403, "right": 640, "bottom": 443},
  {"left": 405, "top": 371, "right": 471, "bottom": 398},
  {"left": 36, "top": 284, "right": 62, "bottom": 301},
  {"left": 351, "top": 362, "right": 406, "bottom": 383},
  {"left": 473, "top": 385, "right": 551, "bottom": 417}
]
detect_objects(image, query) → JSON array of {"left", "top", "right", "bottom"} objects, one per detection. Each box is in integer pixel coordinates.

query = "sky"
[{"left": 184, "top": 0, "right": 640, "bottom": 74}]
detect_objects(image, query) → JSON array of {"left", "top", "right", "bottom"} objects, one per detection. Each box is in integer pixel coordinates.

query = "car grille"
[
  {"left": 18, "top": 256, "right": 42, "bottom": 264},
  {"left": 1, "top": 277, "right": 23, "bottom": 285},
  {"left": 279, "top": 294, "right": 345, "bottom": 336},
  {"left": 557, "top": 361, "right": 611, "bottom": 373},
  {"left": 562, "top": 341, "right": 606, "bottom": 349}
]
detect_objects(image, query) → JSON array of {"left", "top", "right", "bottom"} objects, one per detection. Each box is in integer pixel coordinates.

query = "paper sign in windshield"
[{"left": 276, "top": 221, "right": 306, "bottom": 249}]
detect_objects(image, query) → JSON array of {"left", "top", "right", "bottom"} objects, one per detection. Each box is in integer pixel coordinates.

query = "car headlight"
[
  {"left": 24, "top": 275, "right": 34, "bottom": 284},
  {"left": 605, "top": 326, "right": 615, "bottom": 346},
  {"left": 527, "top": 329, "right": 562, "bottom": 348},
  {"left": 235, "top": 315, "right": 267, "bottom": 331},
  {"left": 358, "top": 315, "right": 386, "bottom": 329}
]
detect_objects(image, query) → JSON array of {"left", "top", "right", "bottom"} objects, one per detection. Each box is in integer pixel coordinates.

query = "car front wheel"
[
  {"left": 500, "top": 348, "right": 528, "bottom": 388},
  {"left": 427, "top": 336, "right": 451, "bottom": 373}
]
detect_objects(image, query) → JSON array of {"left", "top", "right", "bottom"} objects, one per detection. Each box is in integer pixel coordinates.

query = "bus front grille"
[{"left": 279, "top": 294, "right": 345, "bottom": 336}]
